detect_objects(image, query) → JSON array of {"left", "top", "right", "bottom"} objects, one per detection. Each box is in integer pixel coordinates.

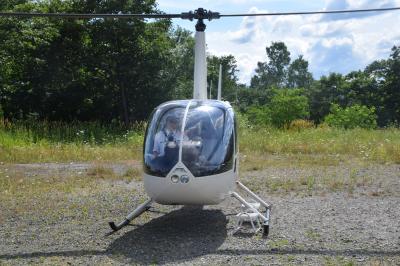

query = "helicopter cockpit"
[{"left": 144, "top": 100, "right": 236, "bottom": 178}]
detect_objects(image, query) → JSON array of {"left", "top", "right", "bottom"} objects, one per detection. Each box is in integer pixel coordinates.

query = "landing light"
[
  {"left": 171, "top": 175, "right": 179, "bottom": 183},
  {"left": 180, "top": 175, "right": 190, "bottom": 183}
]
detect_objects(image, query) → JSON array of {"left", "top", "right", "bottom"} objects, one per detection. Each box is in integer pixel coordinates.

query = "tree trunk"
[{"left": 120, "top": 86, "right": 129, "bottom": 127}]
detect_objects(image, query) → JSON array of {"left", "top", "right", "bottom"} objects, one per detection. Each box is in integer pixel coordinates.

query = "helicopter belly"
[{"left": 143, "top": 170, "right": 235, "bottom": 205}]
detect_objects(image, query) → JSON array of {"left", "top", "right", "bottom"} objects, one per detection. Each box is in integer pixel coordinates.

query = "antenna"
[
  {"left": 209, "top": 80, "right": 213, "bottom": 99},
  {"left": 217, "top": 64, "right": 222, "bottom": 101}
]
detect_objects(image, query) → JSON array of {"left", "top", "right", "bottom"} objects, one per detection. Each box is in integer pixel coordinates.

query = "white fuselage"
[{"left": 144, "top": 160, "right": 237, "bottom": 205}]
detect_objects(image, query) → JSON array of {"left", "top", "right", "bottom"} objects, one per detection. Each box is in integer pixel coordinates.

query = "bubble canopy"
[{"left": 143, "top": 100, "right": 236, "bottom": 178}]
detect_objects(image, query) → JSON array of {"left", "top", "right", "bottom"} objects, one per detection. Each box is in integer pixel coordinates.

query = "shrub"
[
  {"left": 0, "top": 105, "right": 3, "bottom": 119},
  {"left": 288, "top": 119, "right": 315, "bottom": 131},
  {"left": 268, "top": 88, "right": 309, "bottom": 128},
  {"left": 245, "top": 105, "right": 272, "bottom": 126},
  {"left": 324, "top": 104, "right": 377, "bottom": 129}
]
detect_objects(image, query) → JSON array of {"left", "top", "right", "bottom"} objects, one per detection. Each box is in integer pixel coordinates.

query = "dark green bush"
[{"left": 324, "top": 104, "right": 377, "bottom": 129}]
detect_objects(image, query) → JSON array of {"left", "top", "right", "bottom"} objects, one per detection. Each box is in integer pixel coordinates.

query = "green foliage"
[
  {"left": 251, "top": 42, "right": 313, "bottom": 90},
  {"left": 0, "top": 0, "right": 176, "bottom": 124},
  {"left": 287, "top": 55, "right": 313, "bottom": 88},
  {"left": 245, "top": 105, "right": 271, "bottom": 126},
  {"left": 0, "top": 1, "right": 398, "bottom": 130},
  {"left": 168, "top": 26, "right": 195, "bottom": 99},
  {"left": 251, "top": 42, "right": 291, "bottom": 89},
  {"left": 243, "top": 88, "right": 309, "bottom": 128},
  {"left": 324, "top": 104, "right": 377, "bottom": 129},
  {"left": 307, "top": 73, "right": 347, "bottom": 123},
  {"left": 236, "top": 87, "right": 271, "bottom": 111},
  {"left": 207, "top": 55, "right": 240, "bottom": 102},
  {"left": 0, "top": 104, "right": 3, "bottom": 119},
  {"left": 307, "top": 46, "right": 400, "bottom": 127},
  {"left": 268, "top": 89, "right": 309, "bottom": 128}
]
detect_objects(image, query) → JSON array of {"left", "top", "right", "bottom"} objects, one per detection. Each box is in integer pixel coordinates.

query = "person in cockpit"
[{"left": 152, "top": 115, "right": 183, "bottom": 170}]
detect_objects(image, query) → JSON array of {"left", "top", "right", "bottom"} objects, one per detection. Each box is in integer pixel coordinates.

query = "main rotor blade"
[
  {"left": 220, "top": 7, "right": 400, "bottom": 17},
  {"left": 1, "top": 6, "right": 399, "bottom": 20},
  {"left": 0, "top": 12, "right": 181, "bottom": 19}
]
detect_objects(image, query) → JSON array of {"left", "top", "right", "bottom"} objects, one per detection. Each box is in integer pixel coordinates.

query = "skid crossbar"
[
  {"left": 236, "top": 181, "right": 270, "bottom": 209},
  {"left": 231, "top": 181, "right": 271, "bottom": 236}
]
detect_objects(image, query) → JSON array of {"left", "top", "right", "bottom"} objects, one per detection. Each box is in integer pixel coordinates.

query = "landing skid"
[
  {"left": 231, "top": 181, "right": 271, "bottom": 237},
  {"left": 108, "top": 182, "right": 271, "bottom": 236},
  {"left": 109, "top": 198, "right": 153, "bottom": 232}
]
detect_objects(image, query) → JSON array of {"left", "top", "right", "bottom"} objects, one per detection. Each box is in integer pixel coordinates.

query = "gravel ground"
[{"left": 0, "top": 161, "right": 399, "bottom": 265}]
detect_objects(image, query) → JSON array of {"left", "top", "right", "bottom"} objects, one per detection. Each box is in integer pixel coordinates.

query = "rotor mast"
[
  {"left": 182, "top": 8, "right": 220, "bottom": 100},
  {"left": 193, "top": 24, "right": 207, "bottom": 99}
]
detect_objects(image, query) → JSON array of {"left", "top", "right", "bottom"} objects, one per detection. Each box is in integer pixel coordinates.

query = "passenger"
[{"left": 152, "top": 115, "right": 182, "bottom": 170}]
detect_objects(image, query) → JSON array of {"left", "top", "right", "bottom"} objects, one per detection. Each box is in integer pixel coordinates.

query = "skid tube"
[
  {"left": 109, "top": 198, "right": 153, "bottom": 232},
  {"left": 231, "top": 181, "right": 271, "bottom": 236}
]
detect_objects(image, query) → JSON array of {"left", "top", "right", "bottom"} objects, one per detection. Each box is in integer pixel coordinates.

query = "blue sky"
[{"left": 157, "top": 0, "right": 400, "bottom": 84}]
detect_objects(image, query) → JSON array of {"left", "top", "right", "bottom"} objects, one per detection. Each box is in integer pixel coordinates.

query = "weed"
[
  {"left": 123, "top": 167, "right": 142, "bottom": 182},
  {"left": 305, "top": 229, "right": 321, "bottom": 241},
  {"left": 307, "top": 176, "right": 315, "bottom": 191},
  {"left": 287, "top": 255, "right": 295, "bottom": 262},
  {"left": 269, "top": 239, "right": 290, "bottom": 249},
  {"left": 87, "top": 165, "right": 115, "bottom": 178},
  {"left": 323, "top": 256, "right": 356, "bottom": 266}
]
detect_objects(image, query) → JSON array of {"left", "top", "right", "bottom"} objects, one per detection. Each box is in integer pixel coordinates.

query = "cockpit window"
[
  {"left": 143, "top": 104, "right": 186, "bottom": 177},
  {"left": 143, "top": 100, "right": 235, "bottom": 178},
  {"left": 182, "top": 102, "right": 234, "bottom": 177}
]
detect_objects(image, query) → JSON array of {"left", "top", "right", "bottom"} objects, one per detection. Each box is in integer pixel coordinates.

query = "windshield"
[
  {"left": 182, "top": 102, "right": 234, "bottom": 177},
  {"left": 143, "top": 102, "right": 187, "bottom": 177},
  {"left": 143, "top": 100, "right": 235, "bottom": 177}
]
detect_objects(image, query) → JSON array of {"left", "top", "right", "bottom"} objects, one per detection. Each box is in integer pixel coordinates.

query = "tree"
[
  {"left": 360, "top": 46, "right": 400, "bottom": 126},
  {"left": 382, "top": 46, "right": 400, "bottom": 125},
  {"left": 287, "top": 55, "right": 313, "bottom": 89},
  {"left": 207, "top": 55, "right": 240, "bottom": 102},
  {"left": 307, "top": 73, "right": 348, "bottom": 123},
  {"left": 0, "top": 0, "right": 177, "bottom": 124},
  {"left": 251, "top": 42, "right": 291, "bottom": 89},
  {"left": 168, "top": 27, "right": 195, "bottom": 99},
  {"left": 268, "top": 88, "right": 309, "bottom": 128}
]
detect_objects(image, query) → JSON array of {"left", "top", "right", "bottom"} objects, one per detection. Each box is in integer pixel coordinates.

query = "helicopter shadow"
[{"left": 108, "top": 206, "right": 228, "bottom": 265}]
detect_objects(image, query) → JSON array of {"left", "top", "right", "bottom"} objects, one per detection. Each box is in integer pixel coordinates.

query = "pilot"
[{"left": 152, "top": 115, "right": 182, "bottom": 169}]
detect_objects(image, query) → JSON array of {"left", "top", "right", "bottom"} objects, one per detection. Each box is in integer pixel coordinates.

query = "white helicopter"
[
  {"left": 107, "top": 6, "right": 400, "bottom": 235},
  {"left": 2, "top": 6, "right": 399, "bottom": 236},
  {"left": 110, "top": 8, "right": 272, "bottom": 235}
]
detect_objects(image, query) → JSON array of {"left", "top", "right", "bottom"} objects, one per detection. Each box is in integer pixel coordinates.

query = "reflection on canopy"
[{"left": 143, "top": 100, "right": 235, "bottom": 177}]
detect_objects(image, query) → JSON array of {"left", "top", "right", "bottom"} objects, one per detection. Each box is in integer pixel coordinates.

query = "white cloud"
[
  {"left": 156, "top": 0, "right": 400, "bottom": 83},
  {"left": 205, "top": 3, "right": 400, "bottom": 84}
]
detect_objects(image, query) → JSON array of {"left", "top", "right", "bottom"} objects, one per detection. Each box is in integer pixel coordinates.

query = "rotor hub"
[{"left": 181, "top": 8, "right": 220, "bottom": 32}]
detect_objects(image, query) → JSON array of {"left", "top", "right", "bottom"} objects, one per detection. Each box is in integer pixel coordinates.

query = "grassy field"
[{"left": 1, "top": 118, "right": 399, "bottom": 165}]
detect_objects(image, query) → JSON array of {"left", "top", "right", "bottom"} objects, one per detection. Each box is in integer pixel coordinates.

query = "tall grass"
[
  {"left": 0, "top": 119, "right": 144, "bottom": 163},
  {"left": 240, "top": 126, "right": 400, "bottom": 164},
  {"left": 0, "top": 118, "right": 399, "bottom": 164},
  {"left": 237, "top": 113, "right": 400, "bottom": 165}
]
